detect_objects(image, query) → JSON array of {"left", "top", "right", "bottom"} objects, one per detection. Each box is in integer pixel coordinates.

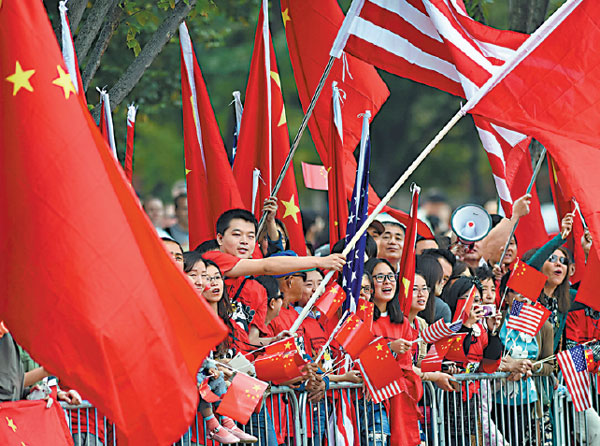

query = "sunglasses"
[{"left": 548, "top": 254, "right": 568, "bottom": 265}]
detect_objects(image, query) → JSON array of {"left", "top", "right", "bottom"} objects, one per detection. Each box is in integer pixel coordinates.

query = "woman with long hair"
[{"left": 364, "top": 258, "right": 422, "bottom": 446}]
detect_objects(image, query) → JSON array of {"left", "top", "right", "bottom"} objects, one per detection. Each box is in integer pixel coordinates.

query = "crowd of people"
[{"left": 2, "top": 187, "right": 599, "bottom": 446}]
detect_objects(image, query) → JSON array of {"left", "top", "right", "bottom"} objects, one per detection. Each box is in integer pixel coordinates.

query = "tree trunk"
[
  {"left": 74, "top": 0, "right": 117, "bottom": 62},
  {"left": 82, "top": 1, "right": 123, "bottom": 91},
  {"left": 68, "top": 0, "right": 88, "bottom": 31},
  {"left": 509, "top": 0, "right": 550, "bottom": 33},
  {"left": 93, "top": 0, "right": 196, "bottom": 120}
]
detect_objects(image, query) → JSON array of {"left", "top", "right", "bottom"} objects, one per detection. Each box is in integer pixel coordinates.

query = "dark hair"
[
  {"left": 415, "top": 255, "right": 443, "bottom": 324},
  {"left": 275, "top": 218, "right": 290, "bottom": 248},
  {"left": 183, "top": 250, "right": 205, "bottom": 273},
  {"left": 490, "top": 214, "right": 503, "bottom": 228},
  {"left": 174, "top": 193, "right": 187, "bottom": 210},
  {"left": 475, "top": 266, "right": 494, "bottom": 282},
  {"left": 254, "top": 275, "right": 281, "bottom": 301},
  {"left": 365, "top": 258, "right": 404, "bottom": 324},
  {"left": 422, "top": 248, "right": 456, "bottom": 267},
  {"left": 522, "top": 246, "right": 572, "bottom": 314},
  {"left": 202, "top": 259, "right": 234, "bottom": 356},
  {"left": 434, "top": 235, "right": 451, "bottom": 250},
  {"left": 195, "top": 239, "right": 219, "bottom": 254},
  {"left": 142, "top": 196, "right": 162, "bottom": 210},
  {"left": 452, "top": 260, "right": 471, "bottom": 277},
  {"left": 363, "top": 271, "right": 374, "bottom": 294},
  {"left": 161, "top": 237, "right": 183, "bottom": 254},
  {"left": 216, "top": 209, "right": 257, "bottom": 235},
  {"left": 442, "top": 276, "right": 482, "bottom": 317},
  {"left": 331, "top": 234, "right": 378, "bottom": 260}
]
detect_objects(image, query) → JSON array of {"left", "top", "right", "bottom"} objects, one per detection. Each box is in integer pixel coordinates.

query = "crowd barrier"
[{"left": 61, "top": 372, "right": 600, "bottom": 446}]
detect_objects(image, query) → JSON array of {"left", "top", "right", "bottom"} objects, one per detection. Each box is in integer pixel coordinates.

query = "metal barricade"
[{"left": 62, "top": 386, "right": 301, "bottom": 446}]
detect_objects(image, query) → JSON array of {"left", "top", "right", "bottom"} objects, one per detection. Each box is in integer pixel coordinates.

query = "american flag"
[
  {"left": 505, "top": 300, "right": 550, "bottom": 337},
  {"left": 356, "top": 358, "right": 402, "bottom": 404},
  {"left": 557, "top": 345, "right": 592, "bottom": 412},
  {"left": 330, "top": 0, "right": 533, "bottom": 216},
  {"left": 341, "top": 112, "right": 371, "bottom": 313},
  {"left": 421, "top": 318, "right": 462, "bottom": 344}
]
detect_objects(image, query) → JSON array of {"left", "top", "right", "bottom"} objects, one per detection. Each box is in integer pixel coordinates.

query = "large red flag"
[
  {"left": 233, "top": 2, "right": 305, "bottom": 253},
  {"left": 180, "top": 22, "right": 245, "bottom": 249},
  {"left": 0, "top": 3, "right": 227, "bottom": 444},
  {"left": 469, "top": 0, "right": 600, "bottom": 273}
]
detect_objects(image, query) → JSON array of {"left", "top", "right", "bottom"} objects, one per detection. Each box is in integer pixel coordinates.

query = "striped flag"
[
  {"left": 58, "top": 0, "right": 85, "bottom": 99},
  {"left": 124, "top": 104, "right": 137, "bottom": 184},
  {"left": 330, "top": 0, "right": 548, "bottom": 244},
  {"left": 98, "top": 89, "right": 118, "bottom": 159},
  {"left": 341, "top": 111, "right": 371, "bottom": 313},
  {"left": 557, "top": 345, "right": 592, "bottom": 412},
  {"left": 421, "top": 318, "right": 462, "bottom": 344},
  {"left": 420, "top": 334, "right": 464, "bottom": 372},
  {"left": 506, "top": 300, "right": 551, "bottom": 337}
]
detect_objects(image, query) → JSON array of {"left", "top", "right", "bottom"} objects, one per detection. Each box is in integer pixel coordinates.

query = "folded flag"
[
  {"left": 506, "top": 259, "right": 547, "bottom": 302},
  {"left": 315, "top": 283, "right": 346, "bottom": 320},
  {"left": 421, "top": 318, "right": 462, "bottom": 344},
  {"left": 217, "top": 372, "right": 268, "bottom": 424},
  {"left": 506, "top": 300, "right": 551, "bottom": 337},
  {"left": 334, "top": 313, "right": 374, "bottom": 359},
  {"left": 357, "top": 338, "right": 404, "bottom": 403},
  {"left": 453, "top": 285, "right": 477, "bottom": 324},
  {"left": 557, "top": 345, "right": 592, "bottom": 412}
]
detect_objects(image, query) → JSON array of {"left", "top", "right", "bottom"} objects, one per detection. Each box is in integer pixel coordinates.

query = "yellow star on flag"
[
  {"left": 360, "top": 304, "right": 367, "bottom": 311},
  {"left": 375, "top": 343, "right": 383, "bottom": 351},
  {"left": 402, "top": 276, "right": 410, "bottom": 297},
  {"left": 6, "top": 416, "right": 17, "bottom": 432},
  {"left": 52, "top": 65, "right": 76, "bottom": 99},
  {"left": 6, "top": 61, "right": 35, "bottom": 96},
  {"left": 282, "top": 195, "right": 300, "bottom": 223},
  {"left": 284, "top": 341, "right": 292, "bottom": 349},
  {"left": 282, "top": 8, "right": 291, "bottom": 28},
  {"left": 185, "top": 167, "right": 192, "bottom": 176}
]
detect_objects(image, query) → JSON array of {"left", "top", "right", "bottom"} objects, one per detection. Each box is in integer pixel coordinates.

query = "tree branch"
[
  {"left": 102, "top": 0, "right": 196, "bottom": 114},
  {"left": 82, "top": 1, "right": 123, "bottom": 91},
  {"left": 75, "top": 0, "right": 117, "bottom": 62},
  {"left": 68, "top": 0, "right": 89, "bottom": 32}
]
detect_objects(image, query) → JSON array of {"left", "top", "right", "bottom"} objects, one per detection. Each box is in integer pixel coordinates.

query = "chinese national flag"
[
  {"left": 334, "top": 314, "right": 374, "bottom": 359},
  {"left": 453, "top": 286, "right": 477, "bottom": 324},
  {"left": 356, "top": 299, "right": 374, "bottom": 332},
  {"left": 420, "top": 336, "right": 458, "bottom": 373},
  {"left": 469, "top": 0, "right": 600, "bottom": 268},
  {"left": 265, "top": 337, "right": 305, "bottom": 366},
  {"left": 397, "top": 185, "right": 420, "bottom": 316},
  {"left": 506, "top": 259, "right": 547, "bottom": 302},
  {"left": 254, "top": 352, "right": 305, "bottom": 384},
  {"left": 575, "top": 247, "right": 600, "bottom": 311},
  {"left": 314, "top": 282, "right": 346, "bottom": 320},
  {"left": 0, "top": 3, "right": 227, "bottom": 444},
  {"left": 357, "top": 338, "right": 403, "bottom": 389},
  {"left": 301, "top": 162, "right": 329, "bottom": 190},
  {"left": 180, "top": 22, "right": 245, "bottom": 249},
  {"left": 198, "top": 378, "right": 221, "bottom": 403},
  {"left": 217, "top": 373, "right": 268, "bottom": 424},
  {"left": 0, "top": 399, "right": 73, "bottom": 445},
  {"left": 233, "top": 2, "right": 305, "bottom": 254}
]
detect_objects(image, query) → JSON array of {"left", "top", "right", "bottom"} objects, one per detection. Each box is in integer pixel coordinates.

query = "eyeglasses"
[
  {"left": 360, "top": 285, "right": 373, "bottom": 294},
  {"left": 205, "top": 274, "right": 222, "bottom": 283},
  {"left": 412, "top": 286, "right": 430, "bottom": 296},
  {"left": 548, "top": 254, "right": 568, "bottom": 265},
  {"left": 373, "top": 273, "right": 397, "bottom": 283}
]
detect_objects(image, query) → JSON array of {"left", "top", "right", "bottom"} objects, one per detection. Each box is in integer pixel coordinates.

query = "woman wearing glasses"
[{"left": 363, "top": 258, "right": 421, "bottom": 446}]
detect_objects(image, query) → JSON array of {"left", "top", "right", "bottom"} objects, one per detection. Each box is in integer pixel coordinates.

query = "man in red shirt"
[{"left": 203, "top": 209, "right": 345, "bottom": 348}]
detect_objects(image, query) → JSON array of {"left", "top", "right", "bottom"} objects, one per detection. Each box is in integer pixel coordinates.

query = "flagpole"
[
  {"left": 256, "top": 56, "right": 336, "bottom": 236},
  {"left": 496, "top": 146, "right": 547, "bottom": 268}
]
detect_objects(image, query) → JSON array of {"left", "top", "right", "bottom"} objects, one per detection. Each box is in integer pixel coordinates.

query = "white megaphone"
[{"left": 450, "top": 204, "right": 492, "bottom": 244}]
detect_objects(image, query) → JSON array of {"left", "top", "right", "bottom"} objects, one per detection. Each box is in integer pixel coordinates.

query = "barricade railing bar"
[{"left": 60, "top": 372, "right": 600, "bottom": 446}]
